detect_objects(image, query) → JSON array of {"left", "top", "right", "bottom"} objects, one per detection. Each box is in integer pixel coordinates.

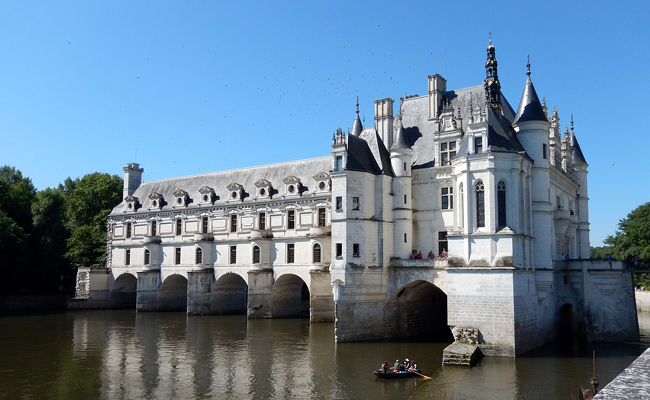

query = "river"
[{"left": 0, "top": 310, "right": 648, "bottom": 399}]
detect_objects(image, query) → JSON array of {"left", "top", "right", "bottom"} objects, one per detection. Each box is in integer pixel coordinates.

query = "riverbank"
[{"left": 0, "top": 294, "right": 69, "bottom": 312}]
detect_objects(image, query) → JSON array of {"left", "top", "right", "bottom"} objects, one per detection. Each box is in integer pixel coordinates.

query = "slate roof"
[
  {"left": 513, "top": 75, "right": 547, "bottom": 124},
  {"left": 346, "top": 133, "right": 382, "bottom": 175},
  {"left": 110, "top": 156, "right": 332, "bottom": 215},
  {"left": 572, "top": 135, "right": 588, "bottom": 166}
]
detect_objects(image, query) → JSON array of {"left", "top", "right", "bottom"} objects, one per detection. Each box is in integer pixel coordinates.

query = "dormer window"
[
  {"left": 173, "top": 189, "right": 189, "bottom": 208},
  {"left": 198, "top": 186, "right": 216, "bottom": 205},
  {"left": 124, "top": 195, "right": 139, "bottom": 212},
  {"left": 226, "top": 182, "right": 244, "bottom": 202},
  {"left": 148, "top": 192, "right": 164, "bottom": 210},
  {"left": 283, "top": 176, "right": 302, "bottom": 197},
  {"left": 254, "top": 179, "right": 272, "bottom": 200},
  {"left": 313, "top": 172, "right": 331, "bottom": 193}
]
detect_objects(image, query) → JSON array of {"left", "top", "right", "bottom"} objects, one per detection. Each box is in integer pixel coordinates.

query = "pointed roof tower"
[
  {"left": 484, "top": 38, "right": 502, "bottom": 109},
  {"left": 513, "top": 56, "right": 547, "bottom": 124},
  {"left": 350, "top": 96, "right": 364, "bottom": 137},
  {"left": 570, "top": 115, "right": 588, "bottom": 166},
  {"left": 391, "top": 105, "right": 410, "bottom": 150}
]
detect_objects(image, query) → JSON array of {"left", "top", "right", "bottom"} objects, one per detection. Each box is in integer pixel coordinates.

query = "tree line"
[
  {"left": 591, "top": 202, "right": 650, "bottom": 289},
  {"left": 0, "top": 165, "right": 122, "bottom": 295}
]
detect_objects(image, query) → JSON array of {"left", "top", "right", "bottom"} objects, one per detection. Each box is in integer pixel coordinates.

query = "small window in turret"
[
  {"left": 474, "top": 137, "right": 483, "bottom": 153},
  {"left": 352, "top": 197, "right": 359, "bottom": 210},
  {"left": 543, "top": 144, "right": 548, "bottom": 159},
  {"left": 353, "top": 244, "right": 360, "bottom": 258},
  {"left": 336, "top": 197, "right": 342, "bottom": 211},
  {"left": 335, "top": 156, "right": 343, "bottom": 171}
]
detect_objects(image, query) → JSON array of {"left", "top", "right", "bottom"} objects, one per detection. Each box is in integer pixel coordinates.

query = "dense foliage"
[
  {"left": 0, "top": 166, "right": 122, "bottom": 295},
  {"left": 591, "top": 202, "right": 650, "bottom": 289}
]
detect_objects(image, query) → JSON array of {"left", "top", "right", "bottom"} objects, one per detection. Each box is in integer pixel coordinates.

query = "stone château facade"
[{"left": 73, "top": 41, "right": 639, "bottom": 357}]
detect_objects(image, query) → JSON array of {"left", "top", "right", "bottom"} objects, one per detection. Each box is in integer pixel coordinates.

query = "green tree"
[
  {"left": 63, "top": 173, "right": 122, "bottom": 269},
  {"left": 0, "top": 166, "right": 37, "bottom": 294},
  {"left": 604, "top": 202, "right": 650, "bottom": 262}
]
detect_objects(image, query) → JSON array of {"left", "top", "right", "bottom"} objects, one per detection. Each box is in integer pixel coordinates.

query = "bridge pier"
[
  {"left": 136, "top": 270, "right": 161, "bottom": 311},
  {"left": 187, "top": 269, "right": 214, "bottom": 315},
  {"left": 309, "top": 270, "right": 335, "bottom": 322},
  {"left": 247, "top": 270, "right": 273, "bottom": 318}
]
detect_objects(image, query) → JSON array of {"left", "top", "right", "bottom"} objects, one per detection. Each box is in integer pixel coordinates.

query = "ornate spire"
[
  {"left": 570, "top": 114, "right": 574, "bottom": 133},
  {"left": 526, "top": 55, "right": 531, "bottom": 76},
  {"left": 392, "top": 100, "right": 410, "bottom": 150},
  {"left": 484, "top": 39, "right": 501, "bottom": 108},
  {"left": 350, "top": 96, "right": 364, "bottom": 137},
  {"left": 513, "top": 55, "right": 547, "bottom": 125}
]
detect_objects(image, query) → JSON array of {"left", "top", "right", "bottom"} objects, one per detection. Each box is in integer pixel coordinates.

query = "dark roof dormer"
[
  {"left": 254, "top": 179, "right": 273, "bottom": 200},
  {"left": 283, "top": 176, "right": 302, "bottom": 197},
  {"left": 198, "top": 186, "right": 216, "bottom": 205},
  {"left": 173, "top": 189, "right": 189, "bottom": 208},
  {"left": 124, "top": 195, "right": 139, "bottom": 212},
  {"left": 227, "top": 182, "right": 244, "bottom": 202},
  {"left": 148, "top": 192, "right": 164, "bottom": 210}
]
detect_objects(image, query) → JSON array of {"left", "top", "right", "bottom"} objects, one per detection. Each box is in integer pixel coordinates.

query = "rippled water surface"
[{"left": 0, "top": 310, "right": 647, "bottom": 399}]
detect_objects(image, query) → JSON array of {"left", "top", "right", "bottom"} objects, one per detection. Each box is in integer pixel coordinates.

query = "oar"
[{"left": 411, "top": 370, "right": 431, "bottom": 380}]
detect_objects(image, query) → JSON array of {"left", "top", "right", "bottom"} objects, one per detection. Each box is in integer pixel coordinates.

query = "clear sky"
[{"left": 1, "top": 1, "right": 648, "bottom": 245}]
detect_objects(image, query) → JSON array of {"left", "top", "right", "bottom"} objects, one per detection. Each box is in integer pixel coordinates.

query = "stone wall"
[{"left": 636, "top": 289, "right": 650, "bottom": 312}]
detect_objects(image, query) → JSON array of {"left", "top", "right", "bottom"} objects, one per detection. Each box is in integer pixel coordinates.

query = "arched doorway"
[
  {"left": 272, "top": 274, "right": 309, "bottom": 318},
  {"left": 159, "top": 274, "right": 188, "bottom": 311},
  {"left": 386, "top": 280, "right": 452, "bottom": 341},
  {"left": 557, "top": 303, "right": 578, "bottom": 339},
  {"left": 110, "top": 273, "right": 137, "bottom": 308},
  {"left": 211, "top": 273, "right": 248, "bottom": 315}
]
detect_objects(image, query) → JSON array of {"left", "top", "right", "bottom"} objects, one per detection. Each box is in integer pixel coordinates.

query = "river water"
[{"left": 1, "top": 310, "right": 648, "bottom": 400}]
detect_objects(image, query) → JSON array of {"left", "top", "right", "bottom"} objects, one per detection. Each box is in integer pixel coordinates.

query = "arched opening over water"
[
  {"left": 386, "top": 280, "right": 452, "bottom": 341},
  {"left": 159, "top": 274, "right": 188, "bottom": 311},
  {"left": 110, "top": 273, "right": 137, "bottom": 309},
  {"left": 272, "top": 274, "right": 309, "bottom": 318},
  {"left": 211, "top": 273, "right": 248, "bottom": 315},
  {"left": 557, "top": 303, "right": 579, "bottom": 340}
]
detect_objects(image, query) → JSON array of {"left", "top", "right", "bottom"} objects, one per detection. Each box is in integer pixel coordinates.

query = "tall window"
[
  {"left": 287, "top": 244, "right": 295, "bottom": 263},
  {"left": 336, "top": 243, "right": 342, "bottom": 257},
  {"left": 352, "top": 197, "right": 359, "bottom": 210},
  {"left": 335, "top": 156, "right": 343, "bottom": 171},
  {"left": 151, "top": 220, "right": 157, "bottom": 236},
  {"left": 441, "top": 187, "right": 453, "bottom": 210},
  {"left": 287, "top": 210, "right": 295, "bottom": 229},
  {"left": 353, "top": 244, "right": 360, "bottom": 258},
  {"left": 318, "top": 208, "right": 326, "bottom": 227},
  {"left": 230, "top": 245, "right": 236, "bottom": 264},
  {"left": 474, "top": 136, "right": 483, "bottom": 153},
  {"left": 475, "top": 180, "right": 485, "bottom": 228},
  {"left": 440, "top": 141, "right": 457, "bottom": 165},
  {"left": 259, "top": 213, "right": 266, "bottom": 230},
  {"left": 126, "top": 222, "right": 132, "bottom": 238},
  {"left": 313, "top": 243, "right": 321, "bottom": 263},
  {"left": 175, "top": 247, "right": 181, "bottom": 265},
  {"left": 542, "top": 144, "right": 548, "bottom": 160},
  {"left": 336, "top": 197, "right": 342, "bottom": 211},
  {"left": 230, "top": 215, "right": 237, "bottom": 232},
  {"left": 253, "top": 246, "right": 260, "bottom": 264},
  {"left": 438, "top": 231, "right": 448, "bottom": 257},
  {"left": 404, "top": 233, "right": 407, "bottom": 243},
  {"left": 497, "top": 180, "right": 507, "bottom": 227},
  {"left": 404, "top": 194, "right": 407, "bottom": 205},
  {"left": 196, "top": 247, "right": 203, "bottom": 264},
  {"left": 176, "top": 219, "right": 182, "bottom": 235},
  {"left": 125, "top": 249, "right": 131, "bottom": 265},
  {"left": 202, "top": 217, "right": 209, "bottom": 233},
  {"left": 144, "top": 249, "right": 150, "bottom": 265}
]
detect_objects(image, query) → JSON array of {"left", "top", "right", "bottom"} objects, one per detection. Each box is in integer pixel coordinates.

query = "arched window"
[
  {"left": 313, "top": 243, "right": 321, "bottom": 263},
  {"left": 252, "top": 245, "right": 260, "bottom": 264},
  {"left": 195, "top": 247, "right": 203, "bottom": 264},
  {"left": 475, "top": 180, "right": 485, "bottom": 228},
  {"left": 497, "top": 180, "right": 507, "bottom": 227},
  {"left": 144, "top": 249, "right": 150, "bottom": 265}
]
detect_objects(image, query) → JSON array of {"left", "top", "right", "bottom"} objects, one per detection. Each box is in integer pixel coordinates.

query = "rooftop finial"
[
  {"left": 356, "top": 96, "right": 359, "bottom": 115},
  {"left": 571, "top": 114, "right": 574, "bottom": 133},
  {"left": 526, "top": 55, "right": 531, "bottom": 76}
]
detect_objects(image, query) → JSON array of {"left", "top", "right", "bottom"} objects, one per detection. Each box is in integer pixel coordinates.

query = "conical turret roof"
[
  {"left": 392, "top": 112, "right": 411, "bottom": 150},
  {"left": 350, "top": 97, "right": 363, "bottom": 137},
  {"left": 513, "top": 58, "right": 547, "bottom": 125},
  {"left": 572, "top": 134, "right": 588, "bottom": 167}
]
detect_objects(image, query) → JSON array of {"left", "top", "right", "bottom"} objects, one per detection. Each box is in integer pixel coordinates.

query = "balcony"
[
  {"left": 143, "top": 235, "right": 161, "bottom": 245},
  {"left": 193, "top": 233, "right": 214, "bottom": 242}
]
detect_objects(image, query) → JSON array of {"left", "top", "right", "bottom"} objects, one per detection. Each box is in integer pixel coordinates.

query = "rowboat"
[{"left": 374, "top": 370, "right": 423, "bottom": 379}]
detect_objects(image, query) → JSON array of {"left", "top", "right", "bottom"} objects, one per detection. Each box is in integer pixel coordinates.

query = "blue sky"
[{"left": 1, "top": 1, "right": 648, "bottom": 245}]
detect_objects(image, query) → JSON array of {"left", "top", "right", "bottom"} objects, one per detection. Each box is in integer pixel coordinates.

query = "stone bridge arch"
[
  {"left": 210, "top": 272, "right": 248, "bottom": 315},
  {"left": 110, "top": 272, "right": 137, "bottom": 308},
  {"left": 384, "top": 279, "right": 453, "bottom": 341},
  {"left": 272, "top": 273, "right": 309, "bottom": 318},
  {"left": 158, "top": 274, "right": 188, "bottom": 311}
]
